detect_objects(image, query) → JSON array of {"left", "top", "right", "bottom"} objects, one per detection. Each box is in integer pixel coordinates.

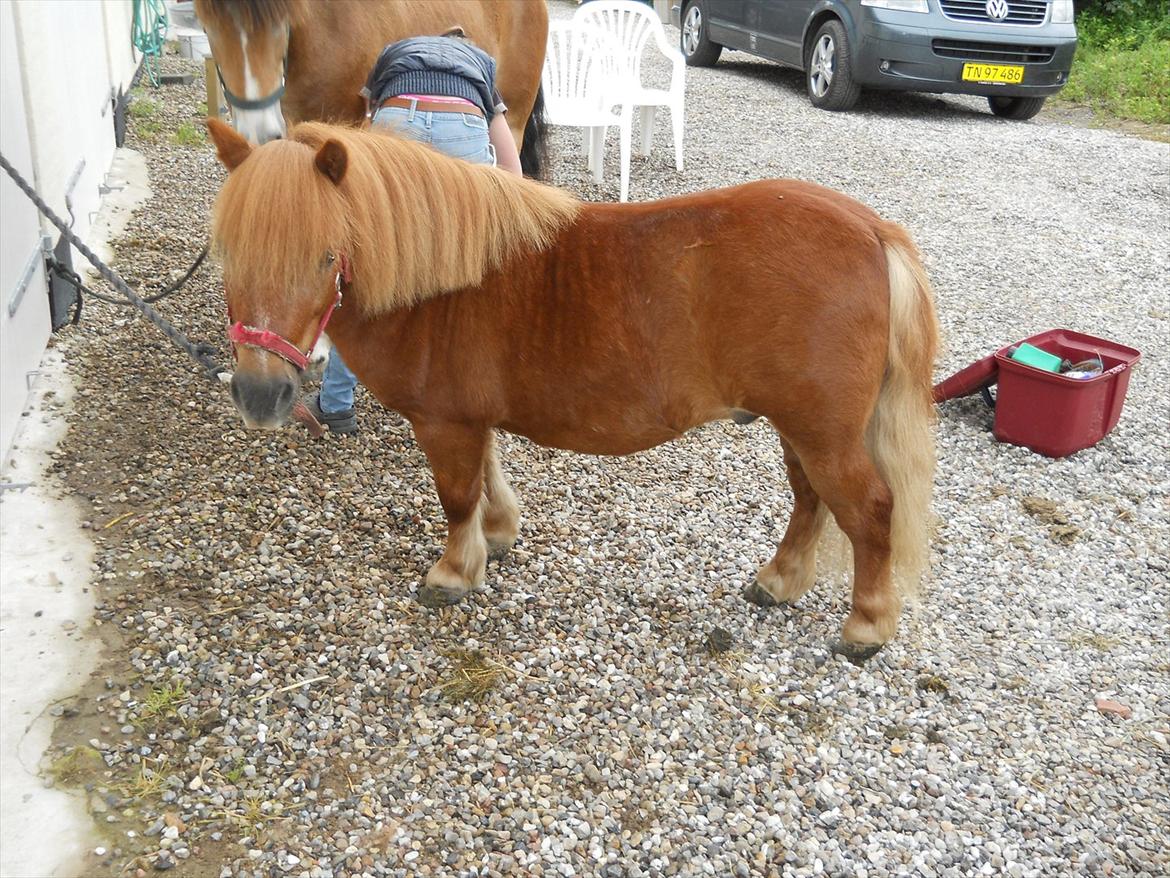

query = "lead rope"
[{"left": 0, "top": 151, "right": 229, "bottom": 383}]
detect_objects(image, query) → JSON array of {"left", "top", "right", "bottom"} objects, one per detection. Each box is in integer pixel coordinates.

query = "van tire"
[
  {"left": 988, "top": 96, "right": 1047, "bottom": 120},
  {"left": 806, "top": 20, "right": 861, "bottom": 111}
]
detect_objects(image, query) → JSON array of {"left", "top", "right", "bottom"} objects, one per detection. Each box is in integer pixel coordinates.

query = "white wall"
[
  {"left": 0, "top": 0, "right": 137, "bottom": 463},
  {"left": 0, "top": 0, "right": 50, "bottom": 464}
]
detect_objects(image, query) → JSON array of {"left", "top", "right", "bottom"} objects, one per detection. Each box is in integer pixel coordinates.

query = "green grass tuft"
[
  {"left": 135, "top": 680, "right": 187, "bottom": 726},
  {"left": 171, "top": 122, "right": 206, "bottom": 146},
  {"left": 129, "top": 98, "right": 158, "bottom": 120},
  {"left": 49, "top": 746, "right": 104, "bottom": 786}
]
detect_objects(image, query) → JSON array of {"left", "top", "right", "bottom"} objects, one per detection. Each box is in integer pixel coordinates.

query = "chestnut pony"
[
  {"left": 193, "top": 0, "right": 548, "bottom": 175},
  {"left": 207, "top": 119, "right": 939, "bottom": 660}
]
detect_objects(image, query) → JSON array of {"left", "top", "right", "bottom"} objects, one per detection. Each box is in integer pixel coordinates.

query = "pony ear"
[
  {"left": 314, "top": 140, "right": 348, "bottom": 186},
  {"left": 207, "top": 117, "right": 253, "bottom": 171}
]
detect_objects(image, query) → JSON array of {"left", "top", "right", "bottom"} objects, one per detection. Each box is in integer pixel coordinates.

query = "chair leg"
[
  {"left": 590, "top": 126, "right": 606, "bottom": 185},
  {"left": 671, "top": 104, "right": 684, "bottom": 171},
  {"left": 639, "top": 106, "right": 655, "bottom": 157},
  {"left": 619, "top": 111, "right": 632, "bottom": 202},
  {"left": 581, "top": 127, "right": 591, "bottom": 163}
]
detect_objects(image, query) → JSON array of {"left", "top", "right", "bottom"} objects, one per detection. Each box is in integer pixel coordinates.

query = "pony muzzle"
[{"left": 229, "top": 368, "right": 299, "bottom": 429}]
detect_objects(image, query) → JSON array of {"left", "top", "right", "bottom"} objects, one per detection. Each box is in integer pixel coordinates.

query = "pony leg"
[
  {"left": 791, "top": 441, "right": 900, "bottom": 662},
  {"left": 745, "top": 438, "right": 829, "bottom": 607},
  {"left": 412, "top": 421, "right": 490, "bottom": 608},
  {"left": 481, "top": 432, "right": 520, "bottom": 558}
]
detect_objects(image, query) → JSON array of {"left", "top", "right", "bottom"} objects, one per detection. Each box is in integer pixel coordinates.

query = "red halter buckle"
[{"left": 227, "top": 255, "right": 351, "bottom": 372}]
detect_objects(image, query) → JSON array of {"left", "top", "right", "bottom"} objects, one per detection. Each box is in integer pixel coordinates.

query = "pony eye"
[{"left": 324, "top": 252, "right": 336, "bottom": 267}]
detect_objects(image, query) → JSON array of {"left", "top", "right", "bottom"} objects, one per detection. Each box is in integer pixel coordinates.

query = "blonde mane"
[{"left": 213, "top": 121, "right": 581, "bottom": 315}]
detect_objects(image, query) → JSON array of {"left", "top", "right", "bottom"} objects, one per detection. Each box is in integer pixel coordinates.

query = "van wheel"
[
  {"left": 681, "top": 1, "right": 722, "bottom": 67},
  {"left": 806, "top": 20, "right": 861, "bottom": 111},
  {"left": 988, "top": 96, "right": 1047, "bottom": 120}
]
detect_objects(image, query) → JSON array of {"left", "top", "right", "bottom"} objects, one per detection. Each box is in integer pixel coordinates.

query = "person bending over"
[{"left": 310, "top": 27, "right": 523, "bottom": 433}]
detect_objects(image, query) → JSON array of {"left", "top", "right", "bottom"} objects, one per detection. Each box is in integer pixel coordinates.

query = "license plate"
[{"left": 962, "top": 63, "right": 1025, "bottom": 84}]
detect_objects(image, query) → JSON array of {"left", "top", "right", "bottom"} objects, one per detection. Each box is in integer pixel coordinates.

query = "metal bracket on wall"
[
  {"left": 63, "top": 158, "right": 86, "bottom": 228},
  {"left": 7, "top": 243, "right": 42, "bottom": 318}
]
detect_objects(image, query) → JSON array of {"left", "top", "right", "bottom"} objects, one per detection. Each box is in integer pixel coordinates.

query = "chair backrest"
[
  {"left": 574, "top": 0, "right": 676, "bottom": 85},
  {"left": 542, "top": 21, "right": 622, "bottom": 122}
]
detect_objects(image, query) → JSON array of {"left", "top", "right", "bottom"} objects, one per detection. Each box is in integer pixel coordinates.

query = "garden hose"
[{"left": 131, "top": 0, "right": 169, "bottom": 87}]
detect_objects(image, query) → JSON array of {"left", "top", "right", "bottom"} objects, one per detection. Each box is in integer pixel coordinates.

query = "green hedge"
[{"left": 1063, "top": 0, "right": 1170, "bottom": 124}]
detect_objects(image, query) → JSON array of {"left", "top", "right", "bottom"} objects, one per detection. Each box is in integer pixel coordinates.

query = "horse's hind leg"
[
  {"left": 745, "top": 436, "right": 828, "bottom": 607},
  {"left": 787, "top": 439, "right": 899, "bottom": 662},
  {"left": 412, "top": 421, "right": 490, "bottom": 608},
  {"left": 481, "top": 432, "right": 520, "bottom": 558}
]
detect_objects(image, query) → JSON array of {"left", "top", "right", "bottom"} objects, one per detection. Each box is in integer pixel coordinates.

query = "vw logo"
[{"left": 986, "top": 0, "right": 1010, "bottom": 20}]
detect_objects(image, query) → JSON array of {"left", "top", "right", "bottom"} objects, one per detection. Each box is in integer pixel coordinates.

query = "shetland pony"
[
  {"left": 193, "top": 0, "right": 549, "bottom": 175},
  {"left": 206, "top": 118, "right": 939, "bottom": 660}
]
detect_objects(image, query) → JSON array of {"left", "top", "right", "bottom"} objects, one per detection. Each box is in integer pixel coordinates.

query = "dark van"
[{"left": 672, "top": 0, "right": 1078, "bottom": 119}]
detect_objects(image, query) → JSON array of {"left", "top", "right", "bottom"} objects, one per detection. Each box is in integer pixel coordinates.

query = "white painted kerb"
[{"left": 0, "top": 147, "right": 150, "bottom": 878}]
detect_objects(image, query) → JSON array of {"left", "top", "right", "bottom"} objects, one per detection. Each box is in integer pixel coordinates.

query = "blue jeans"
[{"left": 319, "top": 101, "right": 496, "bottom": 413}]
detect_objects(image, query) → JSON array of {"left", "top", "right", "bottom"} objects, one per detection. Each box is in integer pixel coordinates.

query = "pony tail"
[{"left": 867, "top": 225, "right": 939, "bottom": 599}]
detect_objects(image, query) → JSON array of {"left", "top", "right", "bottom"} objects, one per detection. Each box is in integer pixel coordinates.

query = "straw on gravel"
[{"left": 36, "top": 4, "right": 1169, "bottom": 877}]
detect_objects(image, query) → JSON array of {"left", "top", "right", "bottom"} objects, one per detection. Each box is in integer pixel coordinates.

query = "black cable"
[
  {"left": 0, "top": 151, "right": 228, "bottom": 382},
  {"left": 74, "top": 244, "right": 209, "bottom": 305}
]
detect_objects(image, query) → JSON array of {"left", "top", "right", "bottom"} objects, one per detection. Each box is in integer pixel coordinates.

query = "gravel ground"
[{"left": 37, "top": 3, "right": 1168, "bottom": 876}]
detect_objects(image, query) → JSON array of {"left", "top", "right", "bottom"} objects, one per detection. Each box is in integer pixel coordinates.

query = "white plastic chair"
[
  {"left": 574, "top": 0, "right": 686, "bottom": 172},
  {"left": 543, "top": 21, "right": 633, "bottom": 202}
]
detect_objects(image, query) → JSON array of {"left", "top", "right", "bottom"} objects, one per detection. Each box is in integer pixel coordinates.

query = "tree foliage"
[{"left": 1074, "top": 0, "right": 1170, "bottom": 49}]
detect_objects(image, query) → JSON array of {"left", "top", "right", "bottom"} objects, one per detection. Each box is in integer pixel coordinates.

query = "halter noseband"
[
  {"left": 227, "top": 255, "right": 351, "bottom": 372},
  {"left": 216, "top": 31, "right": 290, "bottom": 113}
]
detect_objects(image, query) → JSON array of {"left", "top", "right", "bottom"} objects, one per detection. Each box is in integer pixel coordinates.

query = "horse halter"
[
  {"left": 216, "top": 30, "right": 290, "bottom": 113},
  {"left": 227, "top": 254, "right": 351, "bottom": 372}
]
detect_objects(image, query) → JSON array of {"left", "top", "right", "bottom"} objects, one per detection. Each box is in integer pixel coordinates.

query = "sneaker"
[{"left": 307, "top": 395, "right": 358, "bottom": 434}]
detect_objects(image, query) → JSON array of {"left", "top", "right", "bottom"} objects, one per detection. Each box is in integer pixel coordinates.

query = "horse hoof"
[
  {"left": 416, "top": 584, "right": 469, "bottom": 608},
  {"left": 486, "top": 540, "right": 514, "bottom": 562},
  {"left": 831, "top": 639, "right": 884, "bottom": 665},
  {"left": 742, "top": 582, "right": 783, "bottom": 608}
]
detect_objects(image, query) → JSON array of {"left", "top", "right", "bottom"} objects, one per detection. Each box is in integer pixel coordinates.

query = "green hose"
[{"left": 131, "top": 0, "right": 169, "bottom": 87}]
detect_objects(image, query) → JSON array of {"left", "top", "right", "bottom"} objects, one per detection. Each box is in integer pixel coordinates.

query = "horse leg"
[
  {"left": 482, "top": 432, "right": 520, "bottom": 559},
  {"left": 744, "top": 437, "right": 829, "bottom": 608},
  {"left": 787, "top": 440, "right": 899, "bottom": 663},
  {"left": 412, "top": 421, "right": 490, "bottom": 608}
]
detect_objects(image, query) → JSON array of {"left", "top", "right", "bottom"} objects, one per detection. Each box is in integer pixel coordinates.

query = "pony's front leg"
[
  {"left": 482, "top": 432, "right": 520, "bottom": 558},
  {"left": 412, "top": 421, "right": 490, "bottom": 608}
]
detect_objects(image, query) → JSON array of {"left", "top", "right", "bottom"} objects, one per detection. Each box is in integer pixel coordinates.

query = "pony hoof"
[
  {"left": 743, "top": 582, "right": 783, "bottom": 608},
  {"left": 831, "top": 639, "right": 884, "bottom": 665},
  {"left": 416, "top": 584, "right": 469, "bottom": 608},
  {"left": 486, "top": 540, "right": 514, "bottom": 561}
]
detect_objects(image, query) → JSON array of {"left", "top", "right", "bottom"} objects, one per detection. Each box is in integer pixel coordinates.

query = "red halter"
[{"left": 227, "top": 254, "right": 352, "bottom": 372}]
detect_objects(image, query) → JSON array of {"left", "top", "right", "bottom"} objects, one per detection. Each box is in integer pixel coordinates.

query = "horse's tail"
[
  {"left": 519, "top": 84, "right": 549, "bottom": 180},
  {"left": 866, "top": 224, "right": 939, "bottom": 599}
]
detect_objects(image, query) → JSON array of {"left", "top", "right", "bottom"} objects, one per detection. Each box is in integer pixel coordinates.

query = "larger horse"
[
  {"left": 193, "top": 0, "right": 549, "bottom": 175},
  {"left": 206, "top": 118, "right": 940, "bottom": 661}
]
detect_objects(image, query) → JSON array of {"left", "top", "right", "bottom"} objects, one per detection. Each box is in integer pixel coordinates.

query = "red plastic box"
[{"left": 933, "top": 329, "right": 1142, "bottom": 458}]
